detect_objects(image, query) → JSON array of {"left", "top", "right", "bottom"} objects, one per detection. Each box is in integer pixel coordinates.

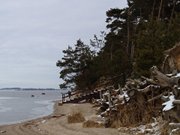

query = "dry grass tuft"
[
  {"left": 110, "top": 101, "right": 155, "bottom": 127},
  {"left": 83, "top": 120, "right": 104, "bottom": 128},
  {"left": 67, "top": 112, "right": 85, "bottom": 123}
]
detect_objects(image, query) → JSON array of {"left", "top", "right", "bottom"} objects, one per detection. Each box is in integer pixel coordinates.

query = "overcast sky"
[{"left": 0, "top": 0, "right": 127, "bottom": 88}]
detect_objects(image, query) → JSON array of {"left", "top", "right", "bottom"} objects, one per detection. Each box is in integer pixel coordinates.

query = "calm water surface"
[{"left": 0, "top": 90, "right": 61, "bottom": 125}]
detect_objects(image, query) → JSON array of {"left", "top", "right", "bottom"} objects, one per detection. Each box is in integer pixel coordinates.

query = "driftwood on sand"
[{"left": 61, "top": 43, "right": 180, "bottom": 132}]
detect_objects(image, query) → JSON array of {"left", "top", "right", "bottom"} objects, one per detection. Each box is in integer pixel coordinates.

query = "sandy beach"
[{"left": 0, "top": 101, "right": 128, "bottom": 135}]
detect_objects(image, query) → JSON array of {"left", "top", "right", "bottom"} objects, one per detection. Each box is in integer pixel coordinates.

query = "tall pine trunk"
[{"left": 158, "top": 0, "right": 163, "bottom": 20}]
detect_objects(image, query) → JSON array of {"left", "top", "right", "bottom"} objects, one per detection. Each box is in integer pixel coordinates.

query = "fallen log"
[
  {"left": 148, "top": 91, "right": 169, "bottom": 102},
  {"left": 169, "top": 123, "right": 180, "bottom": 128},
  {"left": 141, "top": 76, "right": 157, "bottom": 85},
  {"left": 151, "top": 66, "right": 179, "bottom": 87},
  {"left": 173, "top": 100, "right": 180, "bottom": 105},
  {"left": 138, "top": 85, "right": 152, "bottom": 93},
  {"left": 137, "top": 85, "right": 160, "bottom": 93}
]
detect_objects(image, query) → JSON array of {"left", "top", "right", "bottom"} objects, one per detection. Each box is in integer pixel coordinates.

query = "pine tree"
[{"left": 56, "top": 39, "right": 93, "bottom": 90}]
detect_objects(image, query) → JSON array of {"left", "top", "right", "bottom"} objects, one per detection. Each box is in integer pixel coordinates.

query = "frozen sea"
[{"left": 0, "top": 89, "right": 61, "bottom": 125}]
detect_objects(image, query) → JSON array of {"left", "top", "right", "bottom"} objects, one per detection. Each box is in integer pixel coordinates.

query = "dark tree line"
[{"left": 57, "top": 0, "right": 180, "bottom": 91}]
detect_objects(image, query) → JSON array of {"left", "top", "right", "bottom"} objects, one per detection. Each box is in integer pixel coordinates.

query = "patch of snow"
[
  {"left": 175, "top": 73, "right": 180, "bottom": 77},
  {"left": 41, "top": 120, "right": 46, "bottom": 124},
  {"left": 118, "top": 120, "right": 162, "bottom": 135},
  {"left": 117, "top": 93, "right": 129, "bottom": 105},
  {"left": 96, "top": 99, "right": 101, "bottom": 103},
  {"left": 118, "top": 94, "right": 124, "bottom": 100},
  {"left": 154, "top": 85, "right": 160, "bottom": 89},
  {"left": 166, "top": 73, "right": 173, "bottom": 77},
  {"left": 115, "top": 103, "right": 119, "bottom": 106},
  {"left": 103, "top": 92, "right": 109, "bottom": 96},
  {"left": 105, "top": 102, "right": 109, "bottom": 105},
  {"left": 114, "top": 89, "right": 119, "bottom": 92},
  {"left": 106, "top": 108, "right": 110, "bottom": 111},
  {"left": 145, "top": 128, "right": 154, "bottom": 133},
  {"left": 162, "top": 95, "right": 169, "bottom": 99},
  {"left": 162, "top": 95, "right": 175, "bottom": 111},
  {"left": 124, "top": 91, "right": 130, "bottom": 101},
  {"left": 102, "top": 99, "right": 106, "bottom": 102},
  {"left": 139, "top": 125, "right": 146, "bottom": 133},
  {"left": 151, "top": 122, "right": 158, "bottom": 127},
  {"left": 130, "top": 125, "right": 146, "bottom": 134}
]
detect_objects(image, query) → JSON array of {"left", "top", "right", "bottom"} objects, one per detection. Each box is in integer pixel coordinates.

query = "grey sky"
[{"left": 0, "top": 0, "right": 127, "bottom": 88}]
